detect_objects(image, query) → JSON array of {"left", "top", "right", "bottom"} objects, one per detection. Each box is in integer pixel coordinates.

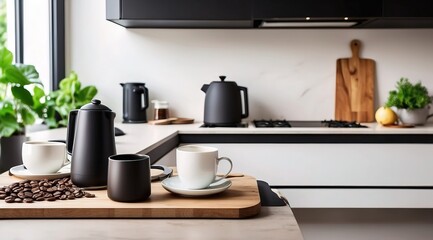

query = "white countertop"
[
  {"left": 0, "top": 207, "right": 303, "bottom": 240},
  {"left": 28, "top": 121, "right": 433, "bottom": 156}
]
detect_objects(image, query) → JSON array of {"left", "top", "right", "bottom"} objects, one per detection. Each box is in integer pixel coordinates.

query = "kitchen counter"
[
  {"left": 0, "top": 207, "right": 301, "bottom": 240},
  {"left": 28, "top": 122, "right": 433, "bottom": 159}
]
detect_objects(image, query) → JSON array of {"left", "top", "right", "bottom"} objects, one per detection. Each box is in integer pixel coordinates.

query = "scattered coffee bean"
[
  {"left": 84, "top": 192, "right": 95, "bottom": 198},
  {"left": 0, "top": 177, "right": 96, "bottom": 203},
  {"left": 47, "top": 197, "right": 57, "bottom": 201},
  {"left": 5, "top": 196, "right": 14, "bottom": 203}
]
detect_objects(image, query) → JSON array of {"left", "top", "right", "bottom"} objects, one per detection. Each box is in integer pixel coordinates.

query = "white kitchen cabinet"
[
  {"left": 158, "top": 143, "right": 433, "bottom": 208},
  {"left": 196, "top": 144, "right": 433, "bottom": 186}
]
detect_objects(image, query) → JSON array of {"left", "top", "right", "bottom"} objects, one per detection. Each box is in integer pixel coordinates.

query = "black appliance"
[
  {"left": 120, "top": 82, "right": 149, "bottom": 123},
  {"left": 106, "top": 0, "right": 433, "bottom": 29},
  {"left": 201, "top": 76, "right": 249, "bottom": 127},
  {"left": 67, "top": 99, "right": 117, "bottom": 188},
  {"left": 253, "top": 120, "right": 368, "bottom": 128}
]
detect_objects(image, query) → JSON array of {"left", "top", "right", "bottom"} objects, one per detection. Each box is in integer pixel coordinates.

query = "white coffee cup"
[
  {"left": 22, "top": 141, "right": 70, "bottom": 174},
  {"left": 176, "top": 145, "right": 233, "bottom": 190}
]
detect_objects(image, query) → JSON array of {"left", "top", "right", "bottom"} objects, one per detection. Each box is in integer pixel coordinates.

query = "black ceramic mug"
[{"left": 107, "top": 154, "right": 151, "bottom": 202}]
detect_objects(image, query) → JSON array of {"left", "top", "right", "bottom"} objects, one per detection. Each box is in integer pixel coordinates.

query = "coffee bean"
[
  {"left": 84, "top": 192, "right": 95, "bottom": 198},
  {"left": 5, "top": 196, "right": 14, "bottom": 203},
  {"left": 33, "top": 192, "right": 43, "bottom": 199},
  {"left": 47, "top": 197, "right": 56, "bottom": 201},
  {"left": 1, "top": 177, "right": 96, "bottom": 203}
]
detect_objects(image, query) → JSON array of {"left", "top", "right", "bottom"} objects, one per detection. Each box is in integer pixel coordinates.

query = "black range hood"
[
  {"left": 106, "top": 0, "right": 433, "bottom": 29},
  {"left": 106, "top": 0, "right": 254, "bottom": 28}
]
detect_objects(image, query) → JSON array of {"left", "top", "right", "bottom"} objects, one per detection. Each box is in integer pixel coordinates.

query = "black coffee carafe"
[
  {"left": 120, "top": 82, "right": 149, "bottom": 123},
  {"left": 67, "top": 99, "right": 117, "bottom": 188}
]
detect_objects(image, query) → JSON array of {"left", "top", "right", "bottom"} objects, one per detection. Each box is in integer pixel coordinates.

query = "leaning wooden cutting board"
[
  {"left": 0, "top": 174, "right": 260, "bottom": 219},
  {"left": 335, "top": 39, "right": 376, "bottom": 122}
]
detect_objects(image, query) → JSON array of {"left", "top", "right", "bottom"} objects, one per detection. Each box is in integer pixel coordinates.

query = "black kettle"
[
  {"left": 201, "top": 76, "right": 249, "bottom": 126},
  {"left": 66, "top": 99, "right": 117, "bottom": 188},
  {"left": 120, "top": 82, "right": 149, "bottom": 123}
]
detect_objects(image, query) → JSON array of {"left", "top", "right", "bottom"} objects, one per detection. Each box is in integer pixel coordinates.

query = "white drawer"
[{"left": 200, "top": 144, "right": 433, "bottom": 186}]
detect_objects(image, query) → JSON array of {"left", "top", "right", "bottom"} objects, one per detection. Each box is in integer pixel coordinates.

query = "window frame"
[{"left": 14, "top": 0, "right": 64, "bottom": 91}]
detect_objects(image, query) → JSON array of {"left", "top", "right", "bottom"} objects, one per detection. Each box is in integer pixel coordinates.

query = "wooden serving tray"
[{"left": 0, "top": 173, "right": 261, "bottom": 219}]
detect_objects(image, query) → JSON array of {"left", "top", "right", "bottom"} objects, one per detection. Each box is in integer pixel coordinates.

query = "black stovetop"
[{"left": 253, "top": 120, "right": 367, "bottom": 128}]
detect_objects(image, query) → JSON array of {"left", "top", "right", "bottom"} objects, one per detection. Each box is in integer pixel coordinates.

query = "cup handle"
[
  {"left": 214, "top": 157, "right": 233, "bottom": 181},
  {"left": 62, "top": 153, "right": 71, "bottom": 167}
]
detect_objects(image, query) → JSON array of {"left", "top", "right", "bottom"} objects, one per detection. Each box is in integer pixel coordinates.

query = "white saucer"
[
  {"left": 9, "top": 164, "right": 71, "bottom": 180},
  {"left": 161, "top": 176, "right": 232, "bottom": 197}
]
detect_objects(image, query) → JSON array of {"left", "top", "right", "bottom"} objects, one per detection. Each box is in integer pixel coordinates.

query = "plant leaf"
[
  {"left": 11, "top": 86, "right": 34, "bottom": 106},
  {"left": 0, "top": 100, "right": 15, "bottom": 115},
  {"left": 71, "top": 81, "right": 81, "bottom": 96},
  {"left": 15, "top": 64, "right": 40, "bottom": 83},
  {"left": 0, "top": 112, "right": 20, "bottom": 137},
  {"left": 77, "top": 86, "right": 97, "bottom": 102},
  {"left": 5, "top": 65, "right": 31, "bottom": 85},
  {"left": 0, "top": 47, "right": 13, "bottom": 69},
  {"left": 33, "top": 86, "right": 45, "bottom": 103},
  {"left": 20, "top": 106, "right": 36, "bottom": 125},
  {"left": 59, "top": 77, "right": 73, "bottom": 93}
]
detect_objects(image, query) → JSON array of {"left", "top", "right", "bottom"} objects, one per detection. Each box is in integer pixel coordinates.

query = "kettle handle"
[
  {"left": 142, "top": 86, "right": 149, "bottom": 110},
  {"left": 66, "top": 110, "right": 79, "bottom": 155},
  {"left": 239, "top": 86, "right": 249, "bottom": 118}
]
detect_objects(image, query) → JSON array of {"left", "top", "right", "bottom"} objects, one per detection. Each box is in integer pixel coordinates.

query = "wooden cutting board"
[
  {"left": 0, "top": 173, "right": 260, "bottom": 219},
  {"left": 335, "top": 39, "right": 375, "bottom": 122}
]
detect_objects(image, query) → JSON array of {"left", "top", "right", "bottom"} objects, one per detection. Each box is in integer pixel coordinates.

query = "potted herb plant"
[
  {"left": 0, "top": 47, "right": 45, "bottom": 172},
  {"left": 44, "top": 71, "right": 97, "bottom": 128},
  {"left": 385, "top": 78, "right": 432, "bottom": 125}
]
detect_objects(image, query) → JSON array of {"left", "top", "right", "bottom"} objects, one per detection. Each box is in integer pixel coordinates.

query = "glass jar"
[{"left": 151, "top": 100, "right": 169, "bottom": 120}]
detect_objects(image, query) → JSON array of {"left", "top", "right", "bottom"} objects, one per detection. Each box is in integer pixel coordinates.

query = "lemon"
[{"left": 375, "top": 106, "right": 398, "bottom": 125}]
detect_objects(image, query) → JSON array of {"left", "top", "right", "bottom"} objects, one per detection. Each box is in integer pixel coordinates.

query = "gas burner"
[
  {"left": 253, "top": 120, "right": 291, "bottom": 128},
  {"left": 200, "top": 123, "right": 249, "bottom": 128},
  {"left": 322, "top": 120, "right": 368, "bottom": 128},
  {"left": 253, "top": 119, "right": 368, "bottom": 128}
]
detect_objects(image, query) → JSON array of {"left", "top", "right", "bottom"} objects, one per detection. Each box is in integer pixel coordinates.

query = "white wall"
[{"left": 66, "top": 0, "right": 433, "bottom": 123}]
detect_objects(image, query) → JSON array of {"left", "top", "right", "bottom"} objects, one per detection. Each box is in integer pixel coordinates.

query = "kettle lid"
[
  {"left": 212, "top": 75, "right": 237, "bottom": 85},
  {"left": 80, "top": 99, "right": 112, "bottom": 111}
]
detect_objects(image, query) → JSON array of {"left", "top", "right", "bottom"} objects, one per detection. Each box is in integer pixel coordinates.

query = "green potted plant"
[
  {"left": 44, "top": 71, "right": 97, "bottom": 128},
  {"left": 385, "top": 78, "right": 432, "bottom": 125},
  {"left": 0, "top": 47, "right": 45, "bottom": 172}
]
